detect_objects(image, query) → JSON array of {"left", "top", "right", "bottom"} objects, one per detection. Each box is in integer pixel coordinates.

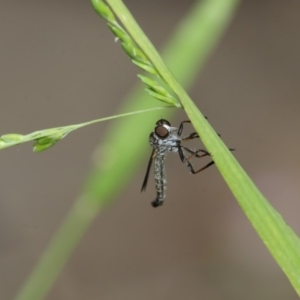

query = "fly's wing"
[{"left": 141, "top": 149, "right": 155, "bottom": 192}]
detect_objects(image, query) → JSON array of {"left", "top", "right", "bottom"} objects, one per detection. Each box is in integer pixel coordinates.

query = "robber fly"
[{"left": 141, "top": 119, "right": 216, "bottom": 208}]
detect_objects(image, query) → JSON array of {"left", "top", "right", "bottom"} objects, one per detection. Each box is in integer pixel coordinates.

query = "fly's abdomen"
[{"left": 152, "top": 153, "right": 167, "bottom": 207}]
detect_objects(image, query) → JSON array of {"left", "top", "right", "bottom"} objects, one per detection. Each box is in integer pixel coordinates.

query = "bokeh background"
[{"left": 1, "top": 0, "right": 300, "bottom": 299}]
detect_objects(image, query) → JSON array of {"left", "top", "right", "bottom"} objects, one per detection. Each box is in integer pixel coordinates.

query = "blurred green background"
[{"left": 1, "top": 0, "right": 300, "bottom": 299}]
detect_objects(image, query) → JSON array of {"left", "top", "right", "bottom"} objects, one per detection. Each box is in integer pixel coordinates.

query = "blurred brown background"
[{"left": 1, "top": 0, "right": 300, "bottom": 299}]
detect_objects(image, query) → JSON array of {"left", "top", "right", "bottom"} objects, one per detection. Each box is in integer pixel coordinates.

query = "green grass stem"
[
  {"left": 106, "top": 0, "right": 300, "bottom": 295},
  {"left": 0, "top": 106, "right": 170, "bottom": 152}
]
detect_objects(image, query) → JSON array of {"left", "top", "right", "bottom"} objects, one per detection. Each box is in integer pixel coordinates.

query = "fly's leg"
[
  {"left": 178, "top": 120, "right": 196, "bottom": 136},
  {"left": 178, "top": 146, "right": 235, "bottom": 174},
  {"left": 177, "top": 119, "right": 235, "bottom": 174},
  {"left": 178, "top": 145, "right": 210, "bottom": 163},
  {"left": 179, "top": 119, "right": 224, "bottom": 141},
  {"left": 180, "top": 146, "right": 235, "bottom": 162},
  {"left": 187, "top": 159, "right": 215, "bottom": 174},
  {"left": 178, "top": 117, "right": 208, "bottom": 137},
  {"left": 178, "top": 146, "right": 214, "bottom": 174},
  {"left": 182, "top": 132, "right": 199, "bottom": 142},
  {"left": 182, "top": 147, "right": 210, "bottom": 161}
]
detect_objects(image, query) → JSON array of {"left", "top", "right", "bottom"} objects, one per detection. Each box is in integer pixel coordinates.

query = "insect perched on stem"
[{"left": 141, "top": 119, "right": 234, "bottom": 208}]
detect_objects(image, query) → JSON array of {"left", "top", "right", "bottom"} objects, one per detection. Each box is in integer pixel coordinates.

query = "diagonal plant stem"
[
  {"left": 106, "top": 0, "right": 300, "bottom": 295},
  {"left": 16, "top": 1, "right": 245, "bottom": 299}
]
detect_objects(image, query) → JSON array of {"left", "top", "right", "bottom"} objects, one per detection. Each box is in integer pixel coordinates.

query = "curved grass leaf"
[{"left": 107, "top": 0, "right": 300, "bottom": 295}]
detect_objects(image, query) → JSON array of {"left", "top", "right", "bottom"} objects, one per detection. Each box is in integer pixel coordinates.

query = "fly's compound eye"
[
  {"left": 156, "top": 119, "right": 171, "bottom": 126},
  {"left": 155, "top": 125, "right": 170, "bottom": 139}
]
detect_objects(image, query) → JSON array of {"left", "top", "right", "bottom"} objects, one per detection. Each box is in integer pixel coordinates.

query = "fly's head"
[{"left": 149, "top": 119, "right": 179, "bottom": 149}]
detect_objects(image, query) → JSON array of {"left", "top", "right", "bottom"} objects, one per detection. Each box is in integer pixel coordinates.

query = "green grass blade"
[
  {"left": 16, "top": 1, "right": 242, "bottom": 299},
  {"left": 107, "top": 0, "right": 300, "bottom": 295}
]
